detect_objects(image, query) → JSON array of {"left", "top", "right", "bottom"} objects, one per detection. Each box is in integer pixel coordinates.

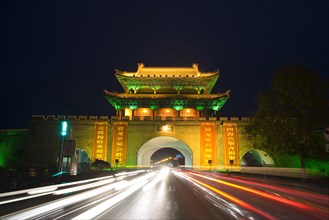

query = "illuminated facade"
[
  {"left": 104, "top": 63, "right": 230, "bottom": 120},
  {"left": 24, "top": 64, "right": 264, "bottom": 171},
  {"left": 101, "top": 64, "right": 237, "bottom": 169}
]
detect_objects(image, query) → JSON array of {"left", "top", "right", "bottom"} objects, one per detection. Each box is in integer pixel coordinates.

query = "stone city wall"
[{"left": 25, "top": 115, "right": 254, "bottom": 169}]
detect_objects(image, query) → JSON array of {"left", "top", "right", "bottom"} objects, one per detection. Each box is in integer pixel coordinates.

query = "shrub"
[{"left": 91, "top": 159, "right": 111, "bottom": 170}]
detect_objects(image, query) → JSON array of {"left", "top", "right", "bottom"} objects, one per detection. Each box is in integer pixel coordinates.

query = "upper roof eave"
[{"left": 114, "top": 64, "right": 219, "bottom": 78}]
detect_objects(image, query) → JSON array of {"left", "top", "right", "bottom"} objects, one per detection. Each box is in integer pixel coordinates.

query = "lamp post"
[
  {"left": 230, "top": 159, "right": 234, "bottom": 173},
  {"left": 115, "top": 159, "right": 119, "bottom": 170},
  {"left": 58, "top": 121, "right": 68, "bottom": 174},
  {"left": 208, "top": 159, "right": 212, "bottom": 171}
]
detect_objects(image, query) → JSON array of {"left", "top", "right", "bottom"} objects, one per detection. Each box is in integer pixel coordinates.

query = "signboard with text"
[
  {"left": 92, "top": 122, "right": 108, "bottom": 161},
  {"left": 111, "top": 122, "right": 128, "bottom": 165},
  {"left": 200, "top": 123, "right": 216, "bottom": 166},
  {"left": 223, "top": 123, "right": 239, "bottom": 167}
]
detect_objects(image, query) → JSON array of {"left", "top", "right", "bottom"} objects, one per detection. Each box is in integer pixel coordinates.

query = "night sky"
[{"left": 1, "top": 0, "right": 328, "bottom": 130}]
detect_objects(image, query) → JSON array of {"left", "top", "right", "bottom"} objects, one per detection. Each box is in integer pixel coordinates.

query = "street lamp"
[{"left": 58, "top": 121, "right": 68, "bottom": 173}]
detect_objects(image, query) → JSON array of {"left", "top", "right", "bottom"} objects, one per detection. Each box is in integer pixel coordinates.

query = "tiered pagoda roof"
[
  {"left": 104, "top": 64, "right": 230, "bottom": 112},
  {"left": 114, "top": 63, "right": 220, "bottom": 94}
]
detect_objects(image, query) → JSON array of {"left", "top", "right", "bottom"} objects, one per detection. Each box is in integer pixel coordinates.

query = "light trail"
[
  {"left": 27, "top": 186, "right": 59, "bottom": 195},
  {"left": 0, "top": 174, "right": 114, "bottom": 198},
  {"left": 0, "top": 170, "right": 148, "bottom": 205},
  {"left": 53, "top": 178, "right": 115, "bottom": 195},
  {"left": 209, "top": 173, "right": 329, "bottom": 204},
  {"left": 1, "top": 180, "right": 126, "bottom": 220},
  {"left": 0, "top": 176, "right": 116, "bottom": 205},
  {"left": 0, "top": 191, "right": 58, "bottom": 206},
  {"left": 189, "top": 172, "right": 329, "bottom": 218},
  {"left": 173, "top": 170, "right": 276, "bottom": 220},
  {"left": 114, "top": 169, "right": 146, "bottom": 177},
  {"left": 71, "top": 171, "right": 156, "bottom": 219},
  {"left": 1, "top": 171, "right": 155, "bottom": 220},
  {"left": 143, "top": 167, "right": 170, "bottom": 191}
]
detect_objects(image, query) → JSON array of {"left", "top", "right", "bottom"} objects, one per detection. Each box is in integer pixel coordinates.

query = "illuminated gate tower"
[{"left": 103, "top": 63, "right": 239, "bottom": 169}]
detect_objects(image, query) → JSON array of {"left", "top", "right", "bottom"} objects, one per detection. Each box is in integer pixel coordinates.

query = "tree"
[{"left": 246, "top": 64, "right": 329, "bottom": 168}]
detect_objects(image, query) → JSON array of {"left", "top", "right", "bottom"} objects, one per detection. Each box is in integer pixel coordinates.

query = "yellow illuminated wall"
[
  {"left": 155, "top": 108, "right": 178, "bottom": 117},
  {"left": 180, "top": 108, "right": 198, "bottom": 117},
  {"left": 135, "top": 108, "right": 152, "bottom": 116}
]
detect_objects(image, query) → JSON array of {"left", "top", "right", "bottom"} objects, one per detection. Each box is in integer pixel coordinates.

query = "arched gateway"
[
  {"left": 28, "top": 64, "right": 258, "bottom": 171},
  {"left": 137, "top": 136, "right": 193, "bottom": 167}
]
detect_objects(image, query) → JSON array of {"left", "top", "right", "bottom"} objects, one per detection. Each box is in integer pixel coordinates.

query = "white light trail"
[
  {"left": 0, "top": 176, "right": 116, "bottom": 205},
  {"left": 27, "top": 186, "right": 58, "bottom": 195},
  {"left": 114, "top": 169, "right": 146, "bottom": 177},
  {"left": 72, "top": 172, "right": 155, "bottom": 220},
  {"left": 0, "top": 191, "right": 57, "bottom": 205},
  {"left": 143, "top": 167, "right": 169, "bottom": 191},
  {"left": 53, "top": 178, "right": 115, "bottom": 195},
  {"left": 2, "top": 171, "right": 154, "bottom": 220},
  {"left": 1, "top": 180, "right": 126, "bottom": 220},
  {"left": 0, "top": 175, "right": 114, "bottom": 198},
  {"left": 1, "top": 170, "right": 146, "bottom": 205}
]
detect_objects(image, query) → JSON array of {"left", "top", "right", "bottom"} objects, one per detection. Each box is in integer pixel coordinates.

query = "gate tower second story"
[{"left": 104, "top": 63, "right": 231, "bottom": 120}]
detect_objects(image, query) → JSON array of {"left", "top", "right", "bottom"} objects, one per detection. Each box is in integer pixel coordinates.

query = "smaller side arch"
[{"left": 241, "top": 149, "right": 275, "bottom": 167}]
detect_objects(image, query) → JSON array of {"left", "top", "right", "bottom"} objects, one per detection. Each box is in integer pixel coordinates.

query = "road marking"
[
  {"left": 167, "top": 201, "right": 171, "bottom": 210},
  {"left": 167, "top": 201, "right": 179, "bottom": 211},
  {"left": 174, "top": 201, "right": 179, "bottom": 211},
  {"left": 168, "top": 185, "right": 176, "bottom": 192}
]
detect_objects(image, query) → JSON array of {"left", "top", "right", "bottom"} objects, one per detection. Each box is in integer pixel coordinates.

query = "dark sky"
[{"left": 1, "top": 0, "right": 328, "bottom": 130}]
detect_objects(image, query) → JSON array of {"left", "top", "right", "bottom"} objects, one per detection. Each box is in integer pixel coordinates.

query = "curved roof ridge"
[{"left": 115, "top": 63, "right": 219, "bottom": 77}]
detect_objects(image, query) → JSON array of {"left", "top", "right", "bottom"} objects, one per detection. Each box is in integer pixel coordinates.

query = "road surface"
[{"left": 0, "top": 168, "right": 328, "bottom": 219}]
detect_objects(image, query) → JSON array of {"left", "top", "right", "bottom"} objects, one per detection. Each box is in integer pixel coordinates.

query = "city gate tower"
[
  {"left": 103, "top": 63, "right": 234, "bottom": 169},
  {"left": 29, "top": 64, "right": 254, "bottom": 171}
]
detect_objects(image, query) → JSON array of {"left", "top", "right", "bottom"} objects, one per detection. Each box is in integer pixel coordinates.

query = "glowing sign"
[
  {"left": 111, "top": 122, "right": 128, "bottom": 165},
  {"left": 92, "top": 122, "right": 108, "bottom": 161},
  {"left": 61, "top": 121, "right": 68, "bottom": 136},
  {"left": 223, "top": 123, "right": 239, "bottom": 167},
  {"left": 200, "top": 123, "right": 216, "bottom": 166}
]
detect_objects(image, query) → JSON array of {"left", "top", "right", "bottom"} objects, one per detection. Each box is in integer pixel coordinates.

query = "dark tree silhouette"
[{"left": 246, "top": 64, "right": 329, "bottom": 168}]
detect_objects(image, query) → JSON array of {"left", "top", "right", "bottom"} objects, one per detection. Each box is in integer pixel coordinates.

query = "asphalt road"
[
  {"left": 96, "top": 169, "right": 229, "bottom": 220},
  {"left": 1, "top": 168, "right": 328, "bottom": 220}
]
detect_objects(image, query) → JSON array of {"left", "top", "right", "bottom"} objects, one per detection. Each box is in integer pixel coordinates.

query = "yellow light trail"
[
  {"left": 173, "top": 171, "right": 276, "bottom": 220},
  {"left": 190, "top": 172, "right": 329, "bottom": 217}
]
